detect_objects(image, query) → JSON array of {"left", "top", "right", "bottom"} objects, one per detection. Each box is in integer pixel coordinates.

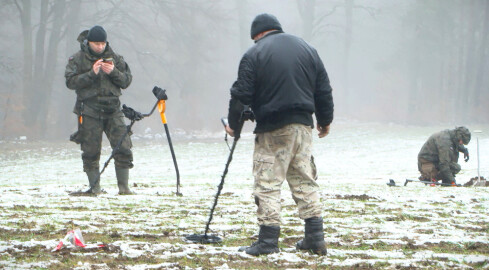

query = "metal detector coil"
[{"left": 185, "top": 234, "right": 222, "bottom": 244}]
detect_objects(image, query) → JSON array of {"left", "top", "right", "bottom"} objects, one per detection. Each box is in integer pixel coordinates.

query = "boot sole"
[
  {"left": 69, "top": 192, "right": 97, "bottom": 197},
  {"left": 245, "top": 248, "right": 279, "bottom": 256},
  {"left": 297, "top": 247, "right": 327, "bottom": 255},
  {"left": 297, "top": 242, "right": 327, "bottom": 255}
]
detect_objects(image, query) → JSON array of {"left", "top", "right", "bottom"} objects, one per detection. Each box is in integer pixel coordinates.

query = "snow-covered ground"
[{"left": 0, "top": 121, "right": 488, "bottom": 269}]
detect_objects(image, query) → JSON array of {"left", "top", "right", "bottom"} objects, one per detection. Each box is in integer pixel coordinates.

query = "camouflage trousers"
[
  {"left": 253, "top": 123, "right": 321, "bottom": 226},
  {"left": 418, "top": 158, "right": 461, "bottom": 181},
  {"left": 78, "top": 115, "right": 133, "bottom": 171}
]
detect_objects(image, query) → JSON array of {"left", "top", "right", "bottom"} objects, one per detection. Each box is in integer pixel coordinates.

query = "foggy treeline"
[{"left": 0, "top": 0, "right": 488, "bottom": 139}]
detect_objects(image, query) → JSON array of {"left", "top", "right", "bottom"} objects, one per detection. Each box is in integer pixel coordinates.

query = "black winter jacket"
[{"left": 228, "top": 31, "right": 333, "bottom": 133}]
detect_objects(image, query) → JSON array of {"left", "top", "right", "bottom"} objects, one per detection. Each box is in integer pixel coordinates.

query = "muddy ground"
[{"left": 1, "top": 122, "right": 488, "bottom": 269}]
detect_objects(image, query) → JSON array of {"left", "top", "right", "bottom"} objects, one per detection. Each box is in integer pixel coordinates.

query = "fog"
[{"left": 0, "top": 0, "right": 488, "bottom": 139}]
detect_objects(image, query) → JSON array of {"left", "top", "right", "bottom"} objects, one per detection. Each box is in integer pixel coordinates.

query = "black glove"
[
  {"left": 122, "top": 104, "right": 143, "bottom": 121},
  {"left": 463, "top": 148, "right": 469, "bottom": 162},
  {"left": 459, "top": 145, "right": 469, "bottom": 162},
  {"left": 241, "top": 105, "right": 255, "bottom": 122},
  {"left": 228, "top": 98, "right": 245, "bottom": 133},
  {"left": 152, "top": 86, "right": 168, "bottom": 100}
]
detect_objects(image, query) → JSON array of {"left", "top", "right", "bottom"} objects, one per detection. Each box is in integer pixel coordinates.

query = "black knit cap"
[
  {"left": 250, "top": 13, "right": 282, "bottom": 39},
  {"left": 87, "top": 25, "right": 107, "bottom": 42}
]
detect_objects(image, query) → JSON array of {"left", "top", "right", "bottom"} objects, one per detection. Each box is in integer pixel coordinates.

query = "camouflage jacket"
[
  {"left": 65, "top": 30, "right": 132, "bottom": 118},
  {"left": 418, "top": 129, "right": 460, "bottom": 182}
]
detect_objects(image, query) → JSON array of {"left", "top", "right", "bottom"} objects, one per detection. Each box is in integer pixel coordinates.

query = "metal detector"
[
  {"left": 185, "top": 106, "right": 254, "bottom": 244},
  {"left": 404, "top": 178, "right": 461, "bottom": 187},
  {"left": 69, "top": 86, "right": 166, "bottom": 196},
  {"left": 154, "top": 86, "right": 182, "bottom": 196}
]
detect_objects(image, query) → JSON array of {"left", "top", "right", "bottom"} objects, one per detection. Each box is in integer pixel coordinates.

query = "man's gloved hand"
[
  {"left": 459, "top": 145, "right": 469, "bottom": 162},
  {"left": 240, "top": 105, "right": 255, "bottom": 122},
  {"left": 122, "top": 104, "right": 143, "bottom": 121},
  {"left": 463, "top": 148, "right": 469, "bottom": 162}
]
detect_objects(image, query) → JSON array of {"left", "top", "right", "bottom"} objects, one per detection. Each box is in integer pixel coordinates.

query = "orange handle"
[
  {"left": 78, "top": 115, "right": 83, "bottom": 124},
  {"left": 157, "top": 100, "right": 167, "bottom": 124}
]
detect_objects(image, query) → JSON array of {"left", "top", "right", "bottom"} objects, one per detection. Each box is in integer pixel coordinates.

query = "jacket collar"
[{"left": 254, "top": 30, "right": 283, "bottom": 43}]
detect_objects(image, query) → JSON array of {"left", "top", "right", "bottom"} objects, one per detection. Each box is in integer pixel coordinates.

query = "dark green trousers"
[{"left": 78, "top": 115, "right": 133, "bottom": 171}]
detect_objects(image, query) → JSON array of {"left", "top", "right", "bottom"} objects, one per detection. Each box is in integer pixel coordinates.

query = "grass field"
[{"left": 1, "top": 121, "right": 488, "bottom": 269}]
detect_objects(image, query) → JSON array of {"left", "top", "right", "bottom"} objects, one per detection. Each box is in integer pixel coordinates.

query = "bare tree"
[
  {"left": 14, "top": 0, "right": 33, "bottom": 128},
  {"left": 12, "top": 0, "right": 70, "bottom": 137}
]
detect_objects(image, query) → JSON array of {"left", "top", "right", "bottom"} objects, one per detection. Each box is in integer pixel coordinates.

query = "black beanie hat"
[
  {"left": 250, "top": 13, "right": 283, "bottom": 39},
  {"left": 87, "top": 25, "right": 107, "bottom": 42}
]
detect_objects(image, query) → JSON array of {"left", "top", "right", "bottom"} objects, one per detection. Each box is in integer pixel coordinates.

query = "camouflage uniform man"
[
  {"left": 225, "top": 14, "right": 333, "bottom": 255},
  {"left": 418, "top": 127, "right": 471, "bottom": 185},
  {"left": 65, "top": 25, "right": 135, "bottom": 195}
]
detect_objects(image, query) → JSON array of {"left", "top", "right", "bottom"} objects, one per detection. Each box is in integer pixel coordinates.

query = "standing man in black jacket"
[{"left": 225, "top": 14, "right": 334, "bottom": 256}]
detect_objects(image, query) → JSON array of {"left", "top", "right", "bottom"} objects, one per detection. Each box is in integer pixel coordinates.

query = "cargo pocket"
[
  {"left": 311, "top": 155, "right": 318, "bottom": 180},
  {"left": 69, "top": 130, "right": 82, "bottom": 144},
  {"left": 69, "top": 117, "right": 84, "bottom": 144},
  {"left": 253, "top": 153, "right": 275, "bottom": 182}
]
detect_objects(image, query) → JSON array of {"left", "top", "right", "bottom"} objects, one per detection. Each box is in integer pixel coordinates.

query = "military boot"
[
  {"left": 115, "top": 168, "right": 135, "bottom": 195},
  {"left": 86, "top": 169, "right": 102, "bottom": 194},
  {"left": 69, "top": 169, "right": 101, "bottom": 196},
  {"left": 296, "top": 217, "right": 327, "bottom": 255},
  {"left": 239, "top": 225, "right": 280, "bottom": 256}
]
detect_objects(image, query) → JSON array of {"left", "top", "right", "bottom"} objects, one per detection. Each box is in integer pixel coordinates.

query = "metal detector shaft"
[
  {"left": 156, "top": 99, "right": 181, "bottom": 196},
  {"left": 185, "top": 107, "right": 253, "bottom": 244},
  {"left": 204, "top": 136, "right": 239, "bottom": 237},
  {"left": 142, "top": 101, "right": 159, "bottom": 118},
  {"left": 100, "top": 120, "right": 136, "bottom": 175},
  {"left": 163, "top": 123, "right": 181, "bottom": 195}
]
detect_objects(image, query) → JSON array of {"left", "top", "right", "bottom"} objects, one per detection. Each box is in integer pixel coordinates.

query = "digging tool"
[
  {"left": 154, "top": 87, "right": 182, "bottom": 197},
  {"left": 69, "top": 87, "right": 164, "bottom": 196},
  {"left": 404, "top": 178, "right": 461, "bottom": 187},
  {"left": 186, "top": 106, "right": 254, "bottom": 244}
]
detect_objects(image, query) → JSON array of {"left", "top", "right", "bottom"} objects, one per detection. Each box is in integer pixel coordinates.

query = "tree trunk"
[
  {"left": 406, "top": 0, "right": 422, "bottom": 122},
  {"left": 472, "top": 0, "right": 489, "bottom": 107},
  {"left": 236, "top": 0, "right": 249, "bottom": 53},
  {"left": 343, "top": 0, "right": 353, "bottom": 113},
  {"left": 59, "top": 0, "right": 82, "bottom": 136},
  {"left": 455, "top": 1, "right": 467, "bottom": 122},
  {"left": 32, "top": 0, "right": 48, "bottom": 94},
  {"left": 462, "top": 0, "right": 477, "bottom": 121},
  {"left": 297, "top": 0, "right": 316, "bottom": 42},
  {"left": 17, "top": 0, "right": 33, "bottom": 129},
  {"left": 37, "top": 1, "right": 67, "bottom": 136}
]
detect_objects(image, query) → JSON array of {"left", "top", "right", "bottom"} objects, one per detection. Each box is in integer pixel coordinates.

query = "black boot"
[
  {"left": 115, "top": 168, "right": 135, "bottom": 195},
  {"left": 296, "top": 217, "right": 327, "bottom": 255},
  {"left": 239, "top": 225, "right": 280, "bottom": 256},
  {"left": 70, "top": 169, "right": 101, "bottom": 196}
]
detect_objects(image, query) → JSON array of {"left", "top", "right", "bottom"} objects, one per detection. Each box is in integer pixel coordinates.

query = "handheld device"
[{"left": 221, "top": 117, "right": 228, "bottom": 127}]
